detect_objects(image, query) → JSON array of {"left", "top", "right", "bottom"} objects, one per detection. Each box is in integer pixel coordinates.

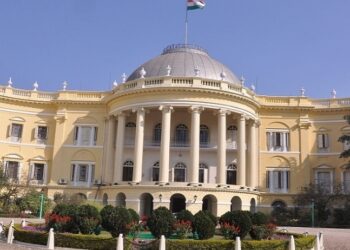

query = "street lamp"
[{"left": 311, "top": 199, "right": 315, "bottom": 228}]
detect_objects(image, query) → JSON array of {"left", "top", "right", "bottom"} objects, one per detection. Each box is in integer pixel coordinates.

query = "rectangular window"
[
  {"left": 6, "top": 161, "right": 19, "bottom": 180},
  {"left": 33, "top": 163, "right": 44, "bottom": 180},
  {"left": 266, "top": 169, "right": 290, "bottom": 193},
  {"left": 267, "top": 131, "right": 289, "bottom": 152},
  {"left": 315, "top": 171, "right": 332, "bottom": 193},
  {"left": 37, "top": 126, "right": 48, "bottom": 141},
  {"left": 71, "top": 163, "right": 95, "bottom": 185},
  {"left": 152, "top": 168, "right": 159, "bottom": 182},
  {"left": 79, "top": 165, "right": 88, "bottom": 181},
  {"left": 317, "top": 133, "right": 329, "bottom": 151},
  {"left": 73, "top": 126, "right": 98, "bottom": 146},
  {"left": 11, "top": 123, "right": 23, "bottom": 142}
]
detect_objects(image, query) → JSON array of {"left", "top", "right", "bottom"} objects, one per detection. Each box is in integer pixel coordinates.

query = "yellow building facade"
[{"left": 1, "top": 44, "right": 349, "bottom": 217}]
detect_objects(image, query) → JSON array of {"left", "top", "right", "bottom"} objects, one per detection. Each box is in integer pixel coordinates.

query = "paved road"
[{"left": 283, "top": 227, "right": 350, "bottom": 250}]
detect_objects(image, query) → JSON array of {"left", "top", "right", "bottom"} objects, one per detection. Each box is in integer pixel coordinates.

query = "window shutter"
[
  {"left": 18, "top": 125, "right": 23, "bottom": 138},
  {"left": 73, "top": 127, "right": 79, "bottom": 144},
  {"left": 43, "top": 164, "right": 48, "bottom": 184},
  {"left": 324, "top": 134, "right": 329, "bottom": 148},
  {"left": 91, "top": 165, "right": 95, "bottom": 182},
  {"left": 94, "top": 127, "right": 98, "bottom": 145},
  {"left": 272, "top": 132, "right": 277, "bottom": 149},
  {"left": 4, "top": 161, "right": 8, "bottom": 176},
  {"left": 29, "top": 163, "right": 34, "bottom": 180},
  {"left": 266, "top": 132, "right": 271, "bottom": 150},
  {"left": 317, "top": 134, "right": 324, "bottom": 148},
  {"left": 286, "top": 171, "right": 290, "bottom": 189},
  {"left": 34, "top": 127, "right": 38, "bottom": 139},
  {"left": 266, "top": 170, "right": 270, "bottom": 188},
  {"left": 286, "top": 133, "right": 290, "bottom": 151},
  {"left": 71, "top": 164, "right": 76, "bottom": 181}
]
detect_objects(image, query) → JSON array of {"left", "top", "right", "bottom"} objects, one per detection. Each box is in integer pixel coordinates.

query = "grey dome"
[{"left": 127, "top": 44, "right": 240, "bottom": 84}]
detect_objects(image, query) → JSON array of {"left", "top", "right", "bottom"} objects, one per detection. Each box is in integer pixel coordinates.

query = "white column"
[
  {"left": 103, "top": 117, "right": 115, "bottom": 183},
  {"left": 217, "top": 109, "right": 227, "bottom": 185},
  {"left": 238, "top": 115, "right": 246, "bottom": 186},
  {"left": 189, "top": 106, "right": 202, "bottom": 185},
  {"left": 133, "top": 108, "right": 145, "bottom": 183},
  {"left": 113, "top": 113, "right": 126, "bottom": 183},
  {"left": 249, "top": 120, "right": 258, "bottom": 188},
  {"left": 159, "top": 106, "right": 173, "bottom": 184}
]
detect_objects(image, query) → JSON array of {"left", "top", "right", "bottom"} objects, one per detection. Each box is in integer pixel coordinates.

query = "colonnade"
[{"left": 104, "top": 106, "right": 259, "bottom": 188}]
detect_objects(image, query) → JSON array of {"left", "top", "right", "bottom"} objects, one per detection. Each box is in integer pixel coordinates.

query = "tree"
[
  {"left": 293, "top": 184, "right": 350, "bottom": 225},
  {"left": 338, "top": 115, "right": 350, "bottom": 160},
  {"left": 16, "top": 189, "right": 52, "bottom": 215},
  {"left": 0, "top": 165, "right": 21, "bottom": 212}
]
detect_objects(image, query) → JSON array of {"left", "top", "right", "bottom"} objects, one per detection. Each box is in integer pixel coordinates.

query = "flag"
[{"left": 187, "top": 0, "right": 205, "bottom": 11}]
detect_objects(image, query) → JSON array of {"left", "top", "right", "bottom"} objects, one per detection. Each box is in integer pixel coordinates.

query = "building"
[{"left": 1, "top": 44, "right": 349, "bottom": 216}]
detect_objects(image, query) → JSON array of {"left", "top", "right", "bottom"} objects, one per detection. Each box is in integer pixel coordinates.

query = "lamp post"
[
  {"left": 39, "top": 193, "right": 44, "bottom": 219},
  {"left": 311, "top": 199, "right": 315, "bottom": 228}
]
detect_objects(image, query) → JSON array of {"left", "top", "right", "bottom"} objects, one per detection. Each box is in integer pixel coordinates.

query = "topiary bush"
[
  {"left": 251, "top": 212, "right": 268, "bottom": 226},
  {"left": 100, "top": 205, "right": 131, "bottom": 237},
  {"left": 219, "top": 211, "right": 252, "bottom": 239},
  {"left": 203, "top": 210, "right": 217, "bottom": 226},
  {"left": 47, "top": 204, "right": 79, "bottom": 233},
  {"left": 193, "top": 211, "right": 215, "bottom": 240},
  {"left": 147, "top": 206, "right": 175, "bottom": 238},
  {"left": 127, "top": 208, "right": 140, "bottom": 223},
  {"left": 176, "top": 210, "right": 194, "bottom": 226},
  {"left": 76, "top": 204, "right": 101, "bottom": 235}
]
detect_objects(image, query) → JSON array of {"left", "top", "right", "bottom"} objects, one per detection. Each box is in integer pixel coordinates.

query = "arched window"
[
  {"left": 152, "top": 161, "right": 160, "bottom": 181},
  {"left": 125, "top": 122, "right": 136, "bottom": 145},
  {"left": 102, "top": 193, "right": 108, "bottom": 206},
  {"left": 153, "top": 123, "right": 162, "bottom": 145},
  {"left": 227, "top": 125, "right": 238, "bottom": 149},
  {"left": 122, "top": 160, "right": 133, "bottom": 181},
  {"left": 200, "top": 125, "right": 209, "bottom": 147},
  {"left": 227, "top": 164, "right": 237, "bottom": 185},
  {"left": 174, "top": 162, "right": 186, "bottom": 182},
  {"left": 199, "top": 163, "right": 208, "bottom": 183},
  {"left": 175, "top": 124, "right": 188, "bottom": 146},
  {"left": 271, "top": 200, "right": 287, "bottom": 209}
]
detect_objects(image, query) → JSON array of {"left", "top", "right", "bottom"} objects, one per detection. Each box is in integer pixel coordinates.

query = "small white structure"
[
  {"left": 7, "top": 220, "right": 14, "bottom": 244},
  {"left": 289, "top": 235, "right": 295, "bottom": 250},
  {"left": 319, "top": 232, "right": 324, "bottom": 250},
  {"left": 235, "top": 236, "right": 241, "bottom": 250},
  {"left": 159, "top": 235, "right": 166, "bottom": 250},
  {"left": 21, "top": 219, "right": 27, "bottom": 228},
  {"left": 47, "top": 228, "right": 54, "bottom": 250},
  {"left": 117, "top": 233, "right": 123, "bottom": 250}
]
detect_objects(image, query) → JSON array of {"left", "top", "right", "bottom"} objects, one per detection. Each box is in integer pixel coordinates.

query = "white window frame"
[
  {"left": 341, "top": 168, "right": 350, "bottom": 194},
  {"left": 73, "top": 125, "right": 98, "bottom": 146},
  {"left": 70, "top": 162, "right": 95, "bottom": 187},
  {"left": 317, "top": 133, "right": 329, "bottom": 152},
  {"left": 172, "top": 162, "right": 187, "bottom": 182},
  {"left": 314, "top": 167, "right": 333, "bottom": 193},
  {"left": 266, "top": 129, "right": 290, "bottom": 152},
  {"left": 35, "top": 126, "right": 48, "bottom": 144},
  {"left": 10, "top": 123, "right": 23, "bottom": 142},
  {"left": 29, "top": 162, "right": 48, "bottom": 185},
  {"left": 4, "top": 160, "right": 21, "bottom": 182},
  {"left": 266, "top": 168, "right": 290, "bottom": 193},
  {"left": 199, "top": 163, "right": 208, "bottom": 183}
]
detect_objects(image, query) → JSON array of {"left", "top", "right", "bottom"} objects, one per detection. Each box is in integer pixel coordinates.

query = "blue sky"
[{"left": 0, "top": 0, "right": 349, "bottom": 98}]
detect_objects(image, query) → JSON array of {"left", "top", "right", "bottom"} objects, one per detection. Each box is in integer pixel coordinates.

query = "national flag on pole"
[{"left": 187, "top": 0, "right": 205, "bottom": 11}]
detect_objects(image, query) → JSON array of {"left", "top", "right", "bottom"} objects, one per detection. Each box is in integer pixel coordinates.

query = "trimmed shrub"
[
  {"left": 100, "top": 205, "right": 131, "bottom": 237},
  {"left": 219, "top": 211, "right": 252, "bottom": 239},
  {"left": 127, "top": 208, "right": 140, "bottom": 223},
  {"left": 47, "top": 204, "right": 79, "bottom": 233},
  {"left": 76, "top": 204, "right": 101, "bottom": 234},
  {"left": 203, "top": 210, "right": 217, "bottom": 226},
  {"left": 176, "top": 209, "right": 194, "bottom": 225},
  {"left": 251, "top": 212, "right": 268, "bottom": 225},
  {"left": 249, "top": 223, "right": 276, "bottom": 240},
  {"left": 147, "top": 206, "right": 175, "bottom": 238},
  {"left": 193, "top": 211, "right": 215, "bottom": 240}
]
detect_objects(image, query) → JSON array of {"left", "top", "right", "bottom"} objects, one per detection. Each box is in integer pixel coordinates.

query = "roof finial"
[
  {"left": 139, "top": 67, "right": 146, "bottom": 79},
  {"left": 62, "top": 81, "right": 68, "bottom": 91},
  {"left": 300, "top": 87, "right": 305, "bottom": 97},
  {"left": 122, "top": 73, "right": 127, "bottom": 83},
  {"left": 166, "top": 65, "right": 172, "bottom": 76},
  {"left": 331, "top": 89, "right": 336, "bottom": 99},
  {"left": 113, "top": 80, "right": 118, "bottom": 87},
  {"left": 194, "top": 66, "right": 200, "bottom": 77},
  {"left": 250, "top": 84, "right": 256, "bottom": 92},
  {"left": 220, "top": 71, "right": 226, "bottom": 81},
  {"left": 240, "top": 75, "right": 245, "bottom": 86},
  {"left": 33, "top": 81, "right": 39, "bottom": 91},
  {"left": 7, "top": 77, "right": 13, "bottom": 87}
]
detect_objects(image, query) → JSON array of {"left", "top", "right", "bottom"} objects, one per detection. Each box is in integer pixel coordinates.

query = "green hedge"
[{"left": 13, "top": 225, "right": 315, "bottom": 250}]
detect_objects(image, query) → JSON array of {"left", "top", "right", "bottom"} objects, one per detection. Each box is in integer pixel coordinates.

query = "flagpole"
[{"left": 185, "top": 5, "right": 188, "bottom": 44}]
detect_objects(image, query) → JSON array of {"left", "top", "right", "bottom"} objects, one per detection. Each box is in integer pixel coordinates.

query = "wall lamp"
[
  {"left": 159, "top": 194, "right": 163, "bottom": 202},
  {"left": 193, "top": 195, "right": 198, "bottom": 203}
]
